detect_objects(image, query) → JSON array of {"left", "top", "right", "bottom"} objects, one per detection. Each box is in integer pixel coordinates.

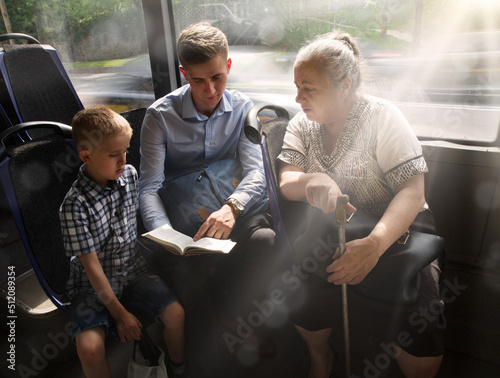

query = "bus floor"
[
  {"left": 29, "top": 317, "right": 500, "bottom": 378},
  {"left": 1, "top": 207, "right": 500, "bottom": 377}
]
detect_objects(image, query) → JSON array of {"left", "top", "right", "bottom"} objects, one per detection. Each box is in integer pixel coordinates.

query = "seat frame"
[
  {"left": 0, "top": 121, "right": 74, "bottom": 311},
  {"left": 0, "top": 33, "right": 84, "bottom": 131}
]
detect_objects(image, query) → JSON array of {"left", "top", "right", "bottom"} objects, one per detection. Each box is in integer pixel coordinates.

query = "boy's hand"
[{"left": 116, "top": 311, "right": 143, "bottom": 343}]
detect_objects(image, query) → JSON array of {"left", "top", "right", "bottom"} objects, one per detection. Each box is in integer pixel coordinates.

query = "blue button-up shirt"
[{"left": 139, "top": 85, "right": 265, "bottom": 231}]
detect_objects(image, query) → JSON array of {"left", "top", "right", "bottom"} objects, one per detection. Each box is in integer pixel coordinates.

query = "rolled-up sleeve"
[
  {"left": 230, "top": 125, "right": 267, "bottom": 214},
  {"left": 278, "top": 114, "right": 308, "bottom": 170},
  {"left": 139, "top": 108, "right": 172, "bottom": 231},
  {"left": 376, "top": 104, "right": 428, "bottom": 189}
]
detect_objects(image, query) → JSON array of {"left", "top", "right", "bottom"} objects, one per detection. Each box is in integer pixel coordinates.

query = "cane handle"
[{"left": 336, "top": 194, "right": 350, "bottom": 226}]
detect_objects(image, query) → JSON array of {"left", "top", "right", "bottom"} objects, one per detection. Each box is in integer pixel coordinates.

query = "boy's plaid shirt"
[{"left": 59, "top": 164, "right": 148, "bottom": 299}]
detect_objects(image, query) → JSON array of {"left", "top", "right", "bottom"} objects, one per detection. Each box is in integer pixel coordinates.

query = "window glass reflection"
[
  {"left": 173, "top": 0, "right": 500, "bottom": 144},
  {"left": 1, "top": 0, "right": 498, "bottom": 144}
]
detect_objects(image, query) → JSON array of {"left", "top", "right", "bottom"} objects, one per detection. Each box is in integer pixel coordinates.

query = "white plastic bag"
[{"left": 127, "top": 328, "right": 169, "bottom": 378}]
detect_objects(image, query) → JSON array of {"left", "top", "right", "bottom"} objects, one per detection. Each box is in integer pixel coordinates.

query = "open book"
[{"left": 142, "top": 225, "right": 237, "bottom": 256}]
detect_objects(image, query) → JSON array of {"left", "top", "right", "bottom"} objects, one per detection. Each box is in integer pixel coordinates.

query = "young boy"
[{"left": 59, "top": 106, "right": 187, "bottom": 378}]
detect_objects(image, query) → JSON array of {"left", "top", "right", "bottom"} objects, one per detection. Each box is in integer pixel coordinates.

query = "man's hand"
[
  {"left": 115, "top": 310, "right": 142, "bottom": 343},
  {"left": 193, "top": 204, "right": 235, "bottom": 241}
]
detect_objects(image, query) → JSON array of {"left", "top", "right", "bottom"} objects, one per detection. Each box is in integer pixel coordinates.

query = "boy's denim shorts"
[{"left": 68, "top": 273, "right": 178, "bottom": 342}]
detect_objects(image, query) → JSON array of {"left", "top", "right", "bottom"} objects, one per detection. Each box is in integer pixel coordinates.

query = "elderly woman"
[{"left": 278, "top": 32, "right": 444, "bottom": 377}]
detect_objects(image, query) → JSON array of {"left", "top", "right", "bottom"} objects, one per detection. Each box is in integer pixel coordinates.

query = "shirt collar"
[
  {"left": 181, "top": 85, "right": 233, "bottom": 120},
  {"left": 77, "top": 164, "right": 128, "bottom": 197}
]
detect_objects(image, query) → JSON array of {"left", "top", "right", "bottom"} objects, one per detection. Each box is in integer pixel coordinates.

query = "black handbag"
[
  {"left": 127, "top": 328, "right": 168, "bottom": 378},
  {"left": 136, "top": 328, "right": 162, "bottom": 367},
  {"left": 292, "top": 206, "right": 445, "bottom": 305}
]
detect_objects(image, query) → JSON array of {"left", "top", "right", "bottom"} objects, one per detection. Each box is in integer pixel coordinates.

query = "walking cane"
[{"left": 336, "top": 194, "right": 351, "bottom": 377}]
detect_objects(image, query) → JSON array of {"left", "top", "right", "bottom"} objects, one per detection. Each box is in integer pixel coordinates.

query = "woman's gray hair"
[{"left": 295, "top": 32, "right": 362, "bottom": 92}]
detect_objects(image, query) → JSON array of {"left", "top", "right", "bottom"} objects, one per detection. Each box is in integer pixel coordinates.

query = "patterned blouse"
[{"left": 278, "top": 95, "right": 427, "bottom": 216}]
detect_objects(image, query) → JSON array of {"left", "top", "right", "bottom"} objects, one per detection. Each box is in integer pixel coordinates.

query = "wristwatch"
[{"left": 225, "top": 198, "right": 244, "bottom": 216}]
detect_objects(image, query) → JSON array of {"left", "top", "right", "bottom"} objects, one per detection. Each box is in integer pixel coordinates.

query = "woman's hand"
[
  {"left": 280, "top": 165, "right": 356, "bottom": 214},
  {"left": 325, "top": 236, "right": 382, "bottom": 285},
  {"left": 326, "top": 174, "right": 426, "bottom": 285},
  {"left": 304, "top": 173, "right": 342, "bottom": 213},
  {"left": 304, "top": 173, "right": 357, "bottom": 214}
]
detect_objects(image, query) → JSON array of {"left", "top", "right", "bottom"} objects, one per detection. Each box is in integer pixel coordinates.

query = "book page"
[
  {"left": 143, "top": 225, "right": 236, "bottom": 254},
  {"left": 186, "top": 237, "right": 236, "bottom": 254},
  {"left": 143, "top": 226, "right": 192, "bottom": 252}
]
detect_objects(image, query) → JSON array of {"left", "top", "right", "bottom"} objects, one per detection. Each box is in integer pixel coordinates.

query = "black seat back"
[
  {"left": 120, "top": 107, "right": 147, "bottom": 174},
  {"left": 244, "top": 105, "right": 308, "bottom": 258},
  {"left": 0, "top": 34, "right": 84, "bottom": 131},
  {"left": 0, "top": 122, "right": 77, "bottom": 307}
]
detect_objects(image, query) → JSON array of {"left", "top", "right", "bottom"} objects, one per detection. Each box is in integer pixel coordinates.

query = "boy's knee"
[
  {"left": 161, "top": 301, "right": 185, "bottom": 328},
  {"left": 76, "top": 333, "right": 106, "bottom": 366}
]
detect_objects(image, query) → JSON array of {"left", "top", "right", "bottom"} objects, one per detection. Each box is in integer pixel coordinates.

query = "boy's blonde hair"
[
  {"left": 177, "top": 22, "right": 228, "bottom": 68},
  {"left": 71, "top": 107, "right": 132, "bottom": 152}
]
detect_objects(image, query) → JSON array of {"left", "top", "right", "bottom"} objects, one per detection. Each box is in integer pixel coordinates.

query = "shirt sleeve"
[
  {"left": 229, "top": 100, "right": 268, "bottom": 214},
  {"left": 138, "top": 108, "right": 172, "bottom": 231},
  {"left": 376, "top": 103, "right": 428, "bottom": 189},
  {"left": 278, "top": 113, "right": 308, "bottom": 170}
]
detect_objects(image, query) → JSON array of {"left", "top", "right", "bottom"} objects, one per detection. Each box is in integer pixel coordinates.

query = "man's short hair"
[
  {"left": 71, "top": 106, "right": 132, "bottom": 152},
  {"left": 177, "top": 22, "right": 229, "bottom": 68}
]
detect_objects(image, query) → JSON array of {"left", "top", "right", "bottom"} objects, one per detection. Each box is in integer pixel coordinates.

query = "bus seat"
[
  {"left": 0, "top": 34, "right": 84, "bottom": 132},
  {"left": 0, "top": 122, "right": 152, "bottom": 328},
  {"left": 0, "top": 122, "right": 76, "bottom": 313},
  {"left": 120, "top": 107, "right": 148, "bottom": 233},
  {"left": 244, "top": 104, "right": 307, "bottom": 261},
  {"left": 121, "top": 107, "right": 147, "bottom": 174}
]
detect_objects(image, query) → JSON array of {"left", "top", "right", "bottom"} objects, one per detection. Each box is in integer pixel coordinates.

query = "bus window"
[
  {"left": 171, "top": 0, "right": 500, "bottom": 146},
  {"left": 2, "top": 1, "right": 500, "bottom": 377},
  {"left": 0, "top": 0, "right": 155, "bottom": 113},
  {"left": 1, "top": 0, "right": 499, "bottom": 145}
]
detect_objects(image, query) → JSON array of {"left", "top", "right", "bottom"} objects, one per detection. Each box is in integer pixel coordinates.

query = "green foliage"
[
  {"left": 272, "top": 7, "right": 411, "bottom": 53},
  {"left": 63, "top": 0, "right": 136, "bottom": 42},
  {"left": 2, "top": 0, "right": 495, "bottom": 63},
  {"left": 0, "top": 0, "right": 139, "bottom": 43},
  {"left": 0, "top": 0, "right": 36, "bottom": 36},
  {"left": 68, "top": 56, "right": 135, "bottom": 68},
  {"left": 275, "top": 17, "right": 334, "bottom": 51}
]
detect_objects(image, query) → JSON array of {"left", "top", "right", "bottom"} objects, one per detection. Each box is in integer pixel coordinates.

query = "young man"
[
  {"left": 139, "top": 23, "right": 282, "bottom": 375},
  {"left": 59, "top": 107, "right": 187, "bottom": 378}
]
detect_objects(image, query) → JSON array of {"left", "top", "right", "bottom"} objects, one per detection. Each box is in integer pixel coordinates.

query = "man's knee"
[{"left": 245, "top": 227, "right": 276, "bottom": 257}]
